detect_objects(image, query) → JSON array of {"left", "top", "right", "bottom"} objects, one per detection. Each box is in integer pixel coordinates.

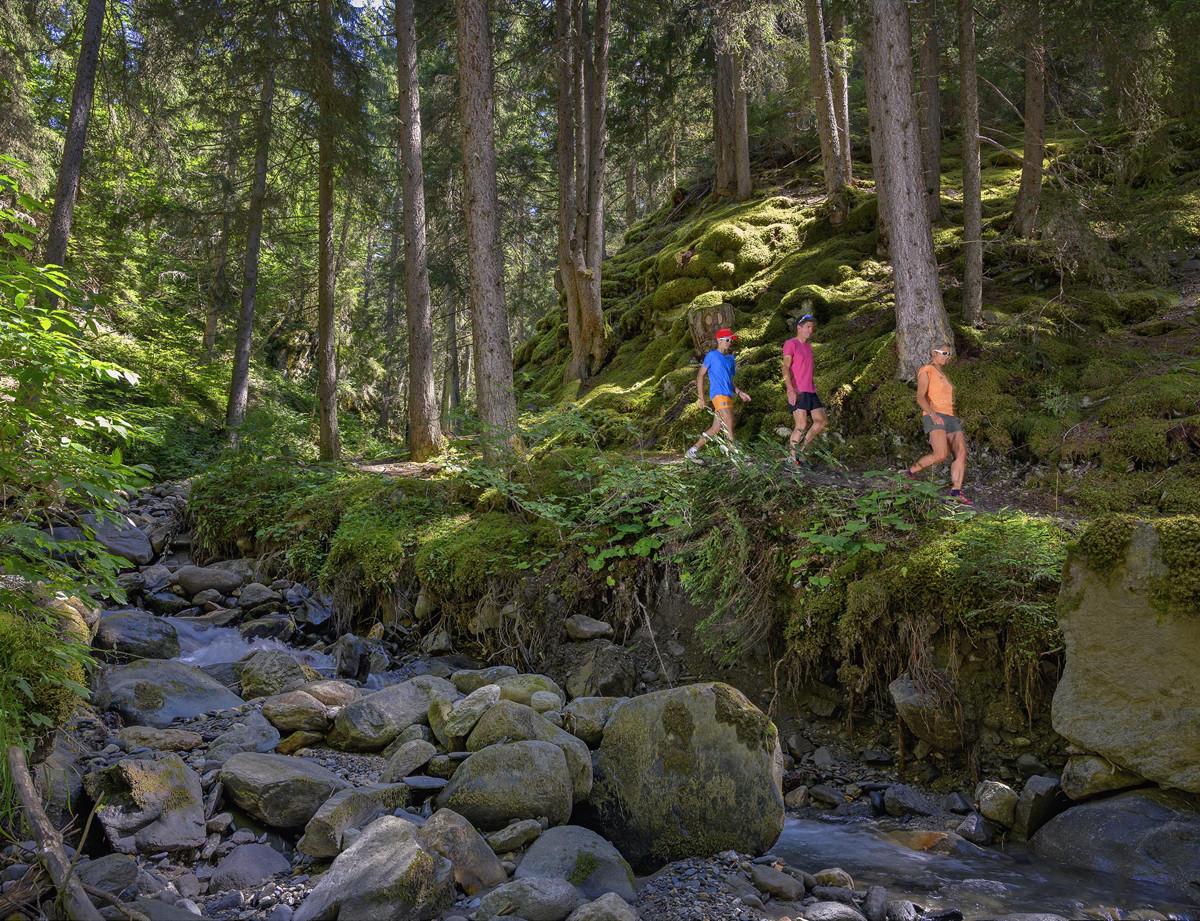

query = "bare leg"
[
  {"left": 911, "top": 429, "right": 949, "bottom": 473},
  {"left": 947, "top": 430, "right": 968, "bottom": 490},
  {"left": 789, "top": 408, "right": 809, "bottom": 456},
  {"left": 692, "top": 412, "right": 724, "bottom": 453},
  {"left": 718, "top": 406, "right": 736, "bottom": 441},
  {"left": 803, "top": 408, "right": 827, "bottom": 448}
]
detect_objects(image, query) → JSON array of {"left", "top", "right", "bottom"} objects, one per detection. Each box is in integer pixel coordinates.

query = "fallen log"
[{"left": 6, "top": 745, "right": 103, "bottom": 921}]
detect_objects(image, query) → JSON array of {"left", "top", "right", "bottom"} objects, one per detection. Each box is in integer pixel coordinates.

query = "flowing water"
[
  {"left": 775, "top": 817, "right": 1197, "bottom": 919},
  {"left": 166, "top": 617, "right": 336, "bottom": 670}
]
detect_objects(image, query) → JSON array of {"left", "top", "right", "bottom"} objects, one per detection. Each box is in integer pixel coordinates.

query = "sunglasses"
[
  {"left": 933, "top": 349, "right": 952, "bottom": 356},
  {"left": 797, "top": 315, "right": 815, "bottom": 324}
]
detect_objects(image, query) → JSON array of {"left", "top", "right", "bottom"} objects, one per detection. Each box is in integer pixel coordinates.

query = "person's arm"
[
  {"left": 696, "top": 365, "right": 708, "bottom": 406},
  {"left": 915, "top": 369, "right": 943, "bottom": 424},
  {"left": 782, "top": 351, "right": 796, "bottom": 402}
]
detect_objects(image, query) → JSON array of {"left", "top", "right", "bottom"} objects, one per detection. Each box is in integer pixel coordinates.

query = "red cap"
[{"left": 715, "top": 328, "right": 738, "bottom": 341}]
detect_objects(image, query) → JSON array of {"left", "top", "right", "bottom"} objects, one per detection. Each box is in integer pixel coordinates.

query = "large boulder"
[
  {"left": 294, "top": 816, "right": 454, "bottom": 921},
  {"left": 1061, "top": 754, "right": 1145, "bottom": 801},
  {"left": 238, "top": 649, "right": 307, "bottom": 700},
  {"left": 93, "top": 659, "right": 244, "bottom": 729},
  {"left": 1031, "top": 788, "right": 1200, "bottom": 902},
  {"left": 381, "top": 739, "right": 438, "bottom": 784},
  {"left": 74, "top": 513, "right": 154, "bottom": 566},
  {"left": 172, "top": 565, "right": 245, "bottom": 597},
  {"left": 261, "top": 690, "right": 331, "bottom": 733},
  {"left": 95, "top": 610, "right": 181, "bottom": 661},
  {"left": 417, "top": 808, "right": 507, "bottom": 896},
  {"left": 297, "top": 783, "right": 412, "bottom": 859},
  {"left": 206, "top": 711, "right": 280, "bottom": 761},
  {"left": 210, "top": 843, "right": 290, "bottom": 892},
  {"left": 83, "top": 755, "right": 206, "bottom": 854},
  {"left": 327, "top": 676, "right": 460, "bottom": 752},
  {"left": 589, "top": 682, "right": 784, "bottom": 871},
  {"left": 497, "top": 674, "right": 565, "bottom": 709},
  {"left": 563, "top": 642, "right": 635, "bottom": 700},
  {"left": 437, "top": 740, "right": 573, "bottom": 831},
  {"left": 467, "top": 700, "right": 593, "bottom": 802},
  {"left": 1012, "top": 775, "right": 1069, "bottom": 841},
  {"left": 477, "top": 877, "right": 581, "bottom": 921},
  {"left": 515, "top": 825, "right": 636, "bottom": 902},
  {"left": 562, "top": 697, "right": 627, "bottom": 749},
  {"left": 1053, "top": 523, "right": 1200, "bottom": 792},
  {"left": 220, "top": 752, "right": 350, "bottom": 829},
  {"left": 452, "top": 665, "right": 518, "bottom": 695},
  {"left": 888, "top": 674, "right": 964, "bottom": 752}
]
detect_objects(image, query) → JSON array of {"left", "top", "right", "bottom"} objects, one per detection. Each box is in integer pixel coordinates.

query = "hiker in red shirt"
[{"left": 782, "top": 315, "right": 826, "bottom": 466}]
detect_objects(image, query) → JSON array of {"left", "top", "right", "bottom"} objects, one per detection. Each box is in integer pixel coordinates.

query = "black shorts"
[{"left": 789, "top": 393, "right": 824, "bottom": 413}]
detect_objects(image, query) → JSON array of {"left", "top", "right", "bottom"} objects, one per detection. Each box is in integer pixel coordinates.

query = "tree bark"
[
  {"left": 864, "top": 0, "right": 952, "bottom": 379},
  {"left": 204, "top": 112, "right": 239, "bottom": 361},
  {"left": 396, "top": 0, "right": 443, "bottom": 461},
  {"left": 714, "top": 51, "right": 736, "bottom": 197},
  {"left": 863, "top": 35, "right": 890, "bottom": 256},
  {"left": 917, "top": 0, "right": 942, "bottom": 221},
  {"left": 625, "top": 156, "right": 636, "bottom": 227},
  {"left": 381, "top": 181, "right": 401, "bottom": 435},
  {"left": 732, "top": 52, "right": 752, "bottom": 201},
  {"left": 316, "top": 0, "right": 340, "bottom": 460},
  {"left": 225, "top": 67, "right": 274, "bottom": 431},
  {"left": 804, "top": 0, "right": 844, "bottom": 199},
  {"left": 830, "top": 7, "right": 853, "bottom": 185},
  {"left": 456, "top": 0, "right": 518, "bottom": 460},
  {"left": 959, "top": 0, "right": 982, "bottom": 326},
  {"left": 1012, "top": 0, "right": 1045, "bottom": 238},
  {"left": 44, "top": 0, "right": 106, "bottom": 279},
  {"left": 444, "top": 289, "right": 461, "bottom": 430}
]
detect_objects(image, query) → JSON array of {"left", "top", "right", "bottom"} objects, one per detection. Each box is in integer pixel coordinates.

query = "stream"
[
  {"left": 775, "top": 817, "right": 1197, "bottom": 919},
  {"left": 162, "top": 616, "right": 1197, "bottom": 919}
]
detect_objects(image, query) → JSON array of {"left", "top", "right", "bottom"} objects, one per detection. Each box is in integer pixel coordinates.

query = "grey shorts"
[{"left": 923, "top": 413, "right": 963, "bottom": 435}]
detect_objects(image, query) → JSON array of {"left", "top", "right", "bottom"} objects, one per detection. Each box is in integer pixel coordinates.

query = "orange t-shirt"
[{"left": 919, "top": 364, "right": 954, "bottom": 415}]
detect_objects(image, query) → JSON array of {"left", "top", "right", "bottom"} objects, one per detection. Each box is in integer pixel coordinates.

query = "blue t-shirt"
[{"left": 702, "top": 349, "right": 736, "bottom": 399}]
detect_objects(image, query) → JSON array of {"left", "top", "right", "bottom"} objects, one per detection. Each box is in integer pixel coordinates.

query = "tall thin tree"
[
  {"left": 1012, "top": 0, "right": 1045, "bottom": 237},
  {"left": 830, "top": 7, "right": 853, "bottom": 185},
  {"left": 917, "top": 0, "right": 942, "bottom": 221},
  {"left": 456, "top": 0, "right": 518, "bottom": 460},
  {"left": 959, "top": 0, "right": 982, "bottom": 325},
  {"left": 732, "top": 51, "right": 751, "bottom": 200},
  {"left": 316, "top": 0, "right": 340, "bottom": 460},
  {"left": 204, "top": 112, "right": 239, "bottom": 361},
  {"left": 225, "top": 66, "right": 275, "bottom": 430},
  {"left": 864, "top": 0, "right": 952, "bottom": 378},
  {"left": 44, "top": 0, "right": 106, "bottom": 279},
  {"left": 804, "top": 0, "right": 844, "bottom": 199},
  {"left": 396, "top": 0, "right": 442, "bottom": 460}
]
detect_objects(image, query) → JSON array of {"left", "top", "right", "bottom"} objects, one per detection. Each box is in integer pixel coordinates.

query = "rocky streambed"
[{"left": 13, "top": 484, "right": 1200, "bottom": 921}]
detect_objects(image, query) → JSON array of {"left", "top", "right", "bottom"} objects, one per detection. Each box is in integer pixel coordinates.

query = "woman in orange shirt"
[{"left": 901, "top": 343, "right": 970, "bottom": 504}]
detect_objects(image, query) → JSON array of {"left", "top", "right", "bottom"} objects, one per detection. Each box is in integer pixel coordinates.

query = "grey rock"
[
  {"left": 440, "top": 683, "right": 500, "bottom": 741},
  {"left": 451, "top": 665, "right": 518, "bottom": 695},
  {"left": 301, "top": 679, "right": 357, "bottom": 708},
  {"left": 83, "top": 755, "right": 206, "bottom": 854},
  {"left": 76, "top": 853, "right": 138, "bottom": 896},
  {"left": 886, "top": 901, "right": 919, "bottom": 921},
  {"left": 381, "top": 740, "right": 438, "bottom": 784},
  {"left": 486, "top": 819, "right": 543, "bottom": 854},
  {"left": 143, "top": 591, "right": 191, "bottom": 615},
  {"left": 437, "top": 740, "right": 572, "bottom": 832},
  {"left": 498, "top": 673, "right": 566, "bottom": 708},
  {"left": 294, "top": 816, "right": 454, "bottom": 921},
  {"left": 565, "top": 615, "right": 614, "bottom": 641},
  {"left": 478, "top": 877, "right": 581, "bottom": 921},
  {"left": 749, "top": 863, "right": 803, "bottom": 900},
  {"left": 883, "top": 784, "right": 939, "bottom": 818},
  {"left": 261, "top": 690, "right": 330, "bottom": 733},
  {"left": 172, "top": 566, "right": 245, "bottom": 597},
  {"left": 805, "top": 904, "right": 867, "bottom": 921},
  {"left": 220, "top": 752, "right": 350, "bottom": 829},
  {"left": 417, "top": 808, "right": 507, "bottom": 896},
  {"left": 327, "top": 676, "right": 460, "bottom": 752},
  {"left": 298, "top": 783, "right": 411, "bottom": 858},
  {"left": 563, "top": 642, "right": 635, "bottom": 699},
  {"left": 590, "top": 683, "right": 784, "bottom": 871},
  {"left": 1060, "top": 754, "right": 1144, "bottom": 802},
  {"left": 237, "top": 583, "right": 283, "bottom": 609},
  {"left": 863, "top": 886, "right": 887, "bottom": 921},
  {"left": 562, "top": 697, "right": 627, "bottom": 749},
  {"left": 467, "top": 700, "right": 593, "bottom": 803},
  {"left": 956, "top": 812, "right": 995, "bottom": 846},
  {"left": 210, "top": 843, "right": 290, "bottom": 892},
  {"left": 1053, "top": 526, "right": 1200, "bottom": 792},
  {"left": 95, "top": 657, "right": 246, "bottom": 729},
  {"left": 239, "top": 616, "right": 293, "bottom": 641},
  {"left": 888, "top": 674, "right": 963, "bottom": 751},
  {"left": 516, "top": 825, "right": 636, "bottom": 902},
  {"left": 332, "top": 634, "right": 369, "bottom": 681},
  {"left": 82, "top": 513, "right": 154, "bottom": 565},
  {"left": 239, "top": 649, "right": 307, "bottom": 700},
  {"left": 95, "top": 610, "right": 181, "bottom": 661},
  {"left": 975, "top": 780, "right": 1019, "bottom": 827},
  {"left": 566, "top": 893, "right": 638, "bottom": 921},
  {"left": 206, "top": 712, "right": 280, "bottom": 761},
  {"left": 1012, "top": 775, "right": 1069, "bottom": 840}
]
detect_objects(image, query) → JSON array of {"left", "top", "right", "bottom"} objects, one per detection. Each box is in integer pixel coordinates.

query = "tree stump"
[{"left": 688, "top": 301, "right": 734, "bottom": 358}]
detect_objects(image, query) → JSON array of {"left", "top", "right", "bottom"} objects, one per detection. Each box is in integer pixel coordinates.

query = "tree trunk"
[
  {"left": 804, "top": 0, "right": 844, "bottom": 199},
  {"left": 380, "top": 181, "right": 401, "bottom": 435},
  {"left": 732, "top": 52, "right": 752, "bottom": 201},
  {"left": 714, "top": 51, "right": 736, "bottom": 197},
  {"left": 917, "top": 0, "right": 942, "bottom": 221},
  {"left": 456, "top": 0, "right": 518, "bottom": 460},
  {"left": 863, "top": 36, "right": 890, "bottom": 256},
  {"left": 396, "top": 0, "right": 443, "bottom": 461},
  {"left": 44, "top": 0, "right": 106, "bottom": 279},
  {"left": 864, "top": 0, "right": 952, "bottom": 379},
  {"left": 445, "top": 289, "right": 461, "bottom": 429},
  {"left": 204, "top": 112, "right": 239, "bottom": 361},
  {"left": 316, "top": 0, "right": 340, "bottom": 460},
  {"left": 959, "top": 0, "right": 982, "bottom": 326},
  {"left": 625, "top": 156, "right": 636, "bottom": 226},
  {"left": 1012, "top": 0, "right": 1045, "bottom": 238},
  {"left": 830, "top": 7, "right": 853, "bottom": 185},
  {"left": 225, "top": 67, "right": 274, "bottom": 431}
]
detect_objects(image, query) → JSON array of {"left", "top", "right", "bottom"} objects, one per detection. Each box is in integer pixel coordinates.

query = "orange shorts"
[{"left": 711, "top": 395, "right": 734, "bottom": 412}]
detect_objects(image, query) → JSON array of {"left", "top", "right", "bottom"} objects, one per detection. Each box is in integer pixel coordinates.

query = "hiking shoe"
[
  {"left": 791, "top": 453, "right": 809, "bottom": 469},
  {"left": 897, "top": 468, "right": 917, "bottom": 481},
  {"left": 685, "top": 447, "right": 702, "bottom": 465},
  {"left": 948, "top": 489, "right": 973, "bottom": 505}
]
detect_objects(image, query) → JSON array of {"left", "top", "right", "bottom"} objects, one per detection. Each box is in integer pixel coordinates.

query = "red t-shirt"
[{"left": 784, "top": 338, "right": 815, "bottom": 392}]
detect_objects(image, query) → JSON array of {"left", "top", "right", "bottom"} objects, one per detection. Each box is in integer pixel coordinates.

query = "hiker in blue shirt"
[{"left": 687, "top": 328, "right": 750, "bottom": 462}]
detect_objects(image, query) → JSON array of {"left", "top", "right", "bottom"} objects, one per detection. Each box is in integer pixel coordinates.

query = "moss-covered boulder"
[
  {"left": 327, "top": 676, "right": 460, "bottom": 752},
  {"left": 467, "top": 701, "right": 592, "bottom": 803},
  {"left": 220, "top": 752, "right": 350, "bottom": 829},
  {"left": 562, "top": 697, "right": 627, "bottom": 749},
  {"left": 1054, "top": 520, "right": 1200, "bottom": 792},
  {"left": 294, "top": 816, "right": 454, "bottom": 921},
  {"left": 261, "top": 690, "right": 332, "bottom": 733},
  {"left": 514, "top": 825, "right": 636, "bottom": 902},
  {"left": 238, "top": 649, "right": 307, "bottom": 700},
  {"left": 589, "top": 682, "right": 784, "bottom": 871},
  {"left": 93, "top": 659, "right": 244, "bottom": 729},
  {"left": 497, "top": 674, "right": 566, "bottom": 709},
  {"left": 417, "top": 808, "right": 507, "bottom": 896},
  {"left": 297, "top": 783, "right": 411, "bottom": 858},
  {"left": 94, "top": 609, "right": 181, "bottom": 661},
  {"left": 83, "top": 754, "right": 206, "bottom": 854},
  {"left": 437, "top": 740, "right": 573, "bottom": 832}
]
